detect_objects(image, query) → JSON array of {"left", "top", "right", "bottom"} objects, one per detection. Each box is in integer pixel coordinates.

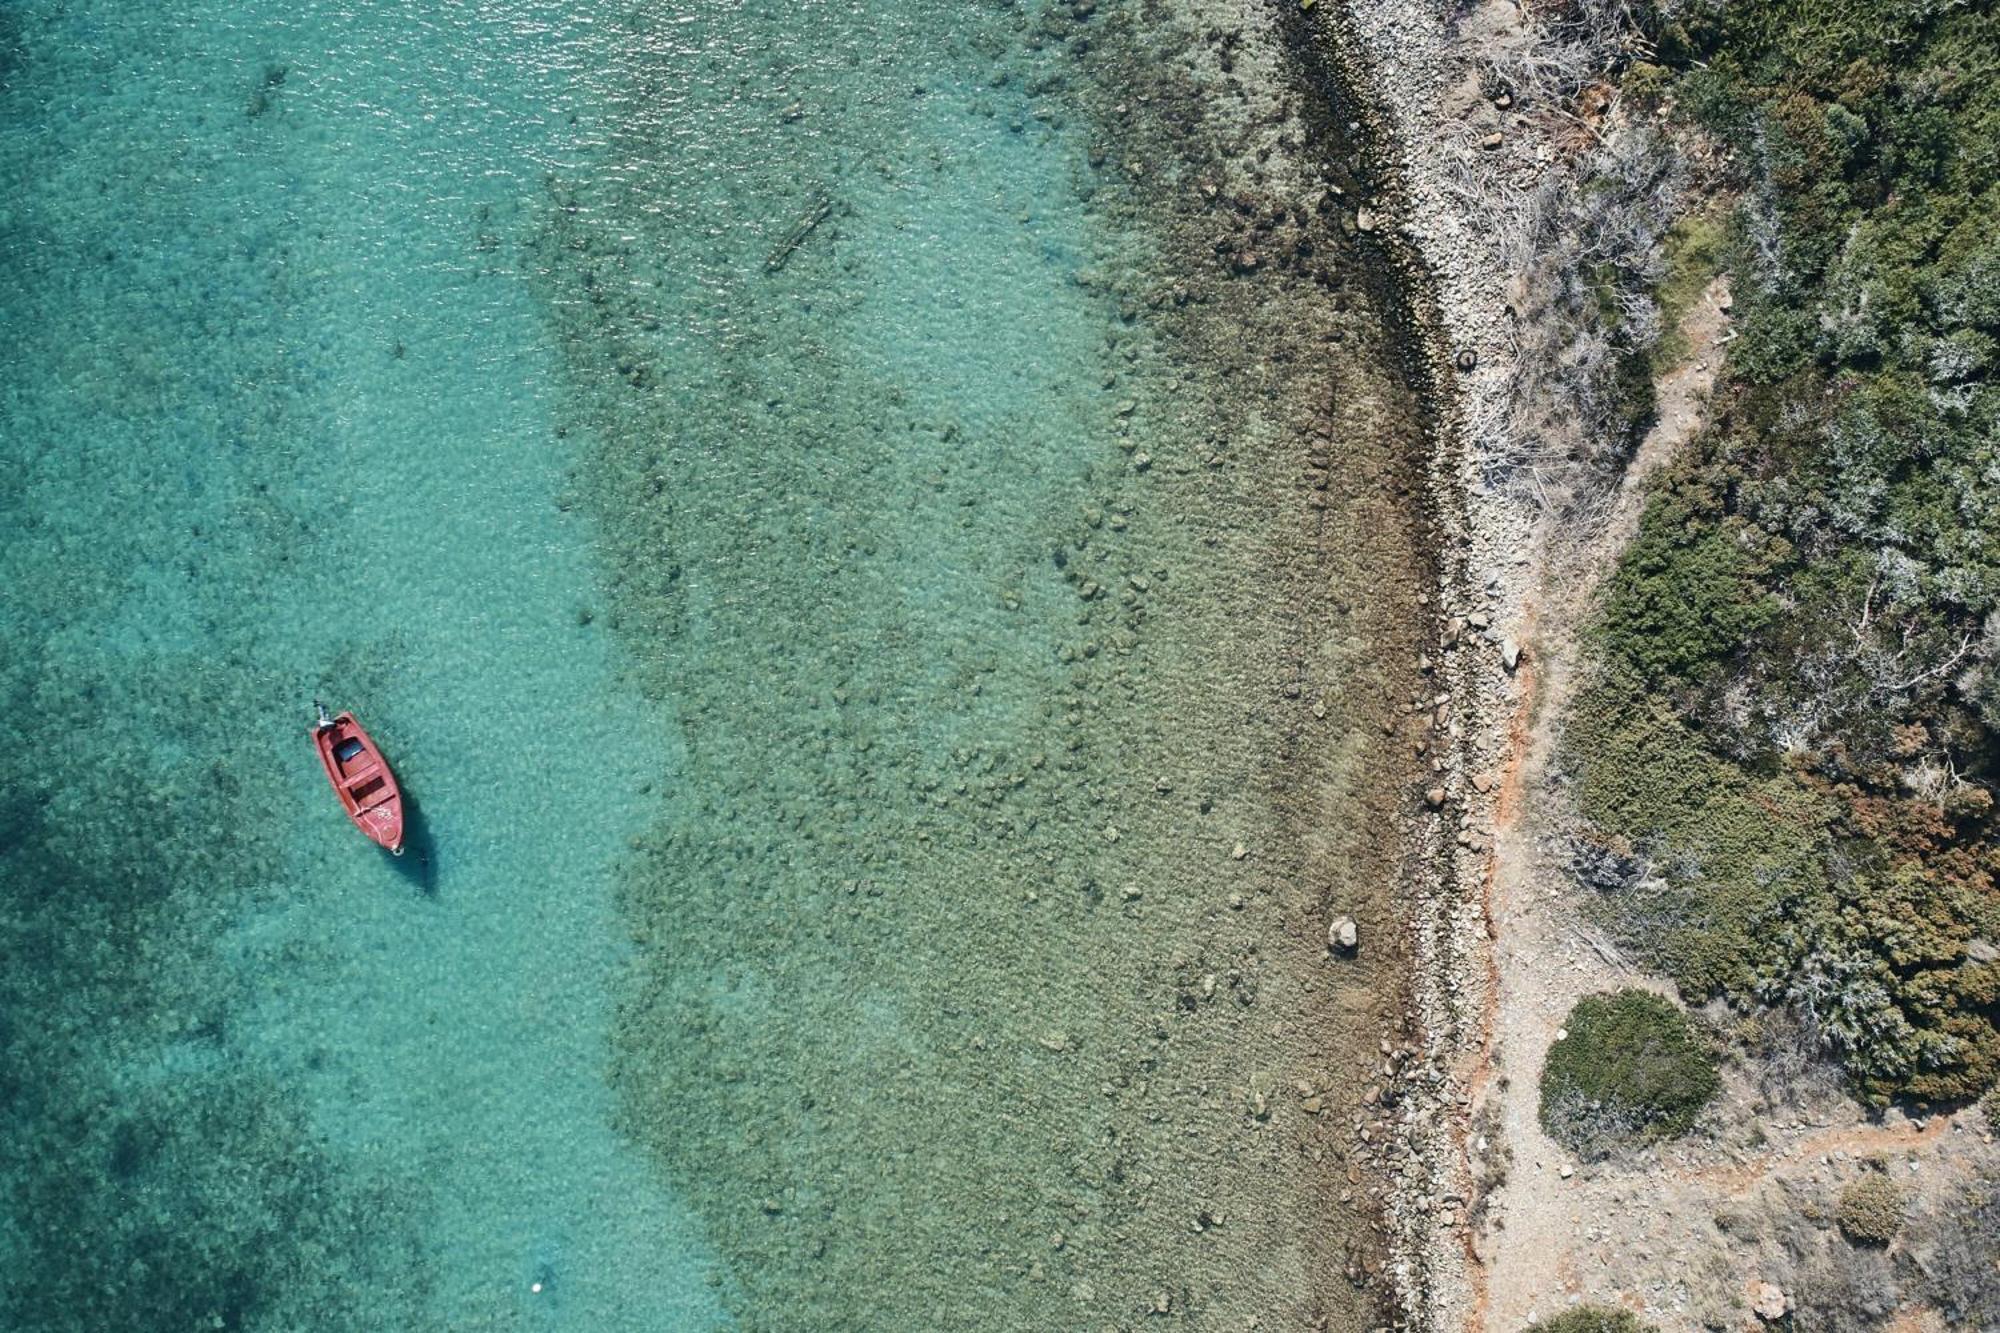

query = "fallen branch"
[
  {"left": 766, "top": 192, "right": 834, "bottom": 273},
  {"left": 1882, "top": 629, "right": 1976, "bottom": 694}
]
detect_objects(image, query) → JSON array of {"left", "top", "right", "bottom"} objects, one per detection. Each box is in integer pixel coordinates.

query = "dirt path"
[{"left": 1465, "top": 279, "right": 1730, "bottom": 1332}]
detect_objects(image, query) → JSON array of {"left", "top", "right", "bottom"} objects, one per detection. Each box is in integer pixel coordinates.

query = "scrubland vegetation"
[{"left": 1563, "top": 0, "right": 2000, "bottom": 1106}]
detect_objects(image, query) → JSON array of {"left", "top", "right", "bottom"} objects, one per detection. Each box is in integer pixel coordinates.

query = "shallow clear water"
[{"left": 1, "top": 2, "right": 1430, "bottom": 1329}]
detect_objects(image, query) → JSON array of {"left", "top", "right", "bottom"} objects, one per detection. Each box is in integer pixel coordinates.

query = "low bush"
[
  {"left": 1790, "top": 1243, "right": 1901, "bottom": 1332},
  {"left": 1836, "top": 1173, "right": 1906, "bottom": 1246},
  {"left": 1906, "top": 1168, "right": 2000, "bottom": 1328},
  {"left": 1539, "top": 990, "right": 1719, "bottom": 1159},
  {"left": 1524, "top": 1305, "right": 1656, "bottom": 1333}
]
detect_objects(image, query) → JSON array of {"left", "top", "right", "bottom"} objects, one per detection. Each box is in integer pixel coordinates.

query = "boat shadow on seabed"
[{"left": 392, "top": 789, "right": 438, "bottom": 897}]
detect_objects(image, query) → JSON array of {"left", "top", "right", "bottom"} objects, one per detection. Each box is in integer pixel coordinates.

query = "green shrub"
[
  {"left": 1597, "top": 487, "right": 1782, "bottom": 687},
  {"left": 1621, "top": 61, "right": 1672, "bottom": 110},
  {"left": 1539, "top": 990, "right": 1719, "bottom": 1159},
  {"left": 1524, "top": 1305, "right": 1657, "bottom": 1333},
  {"left": 1837, "top": 1173, "right": 1906, "bottom": 1246},
  {"left": 1566, "top": 671, "right": 1835, "bottom": 998}
]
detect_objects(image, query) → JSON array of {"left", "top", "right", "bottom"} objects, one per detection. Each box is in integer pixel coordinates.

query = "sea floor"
[{"left": 0, "top": 2, "right": 1432, "bottom": 1330}]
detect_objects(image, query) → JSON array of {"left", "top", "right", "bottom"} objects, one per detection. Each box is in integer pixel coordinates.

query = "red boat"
[{"left": 311, "top": 705, "right": 405, "bottom": 855}]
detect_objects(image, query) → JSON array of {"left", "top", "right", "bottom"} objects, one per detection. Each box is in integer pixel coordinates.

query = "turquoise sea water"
[
  {"left": 2, "top": 2, "right": 1431, "bottom": 1329},
  {"left": 2, "top": 2, "right": 732, "bottom": 1326}
]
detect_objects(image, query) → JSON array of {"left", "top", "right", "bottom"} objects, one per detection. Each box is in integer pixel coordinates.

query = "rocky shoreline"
[{"left": 1305, "top": 0, "right": 1574, "bottom": 1327}]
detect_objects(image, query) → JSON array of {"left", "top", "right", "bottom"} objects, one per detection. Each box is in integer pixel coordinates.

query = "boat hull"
[{"left": 312, "top": 712, "right": 405, "bottom": 855}]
